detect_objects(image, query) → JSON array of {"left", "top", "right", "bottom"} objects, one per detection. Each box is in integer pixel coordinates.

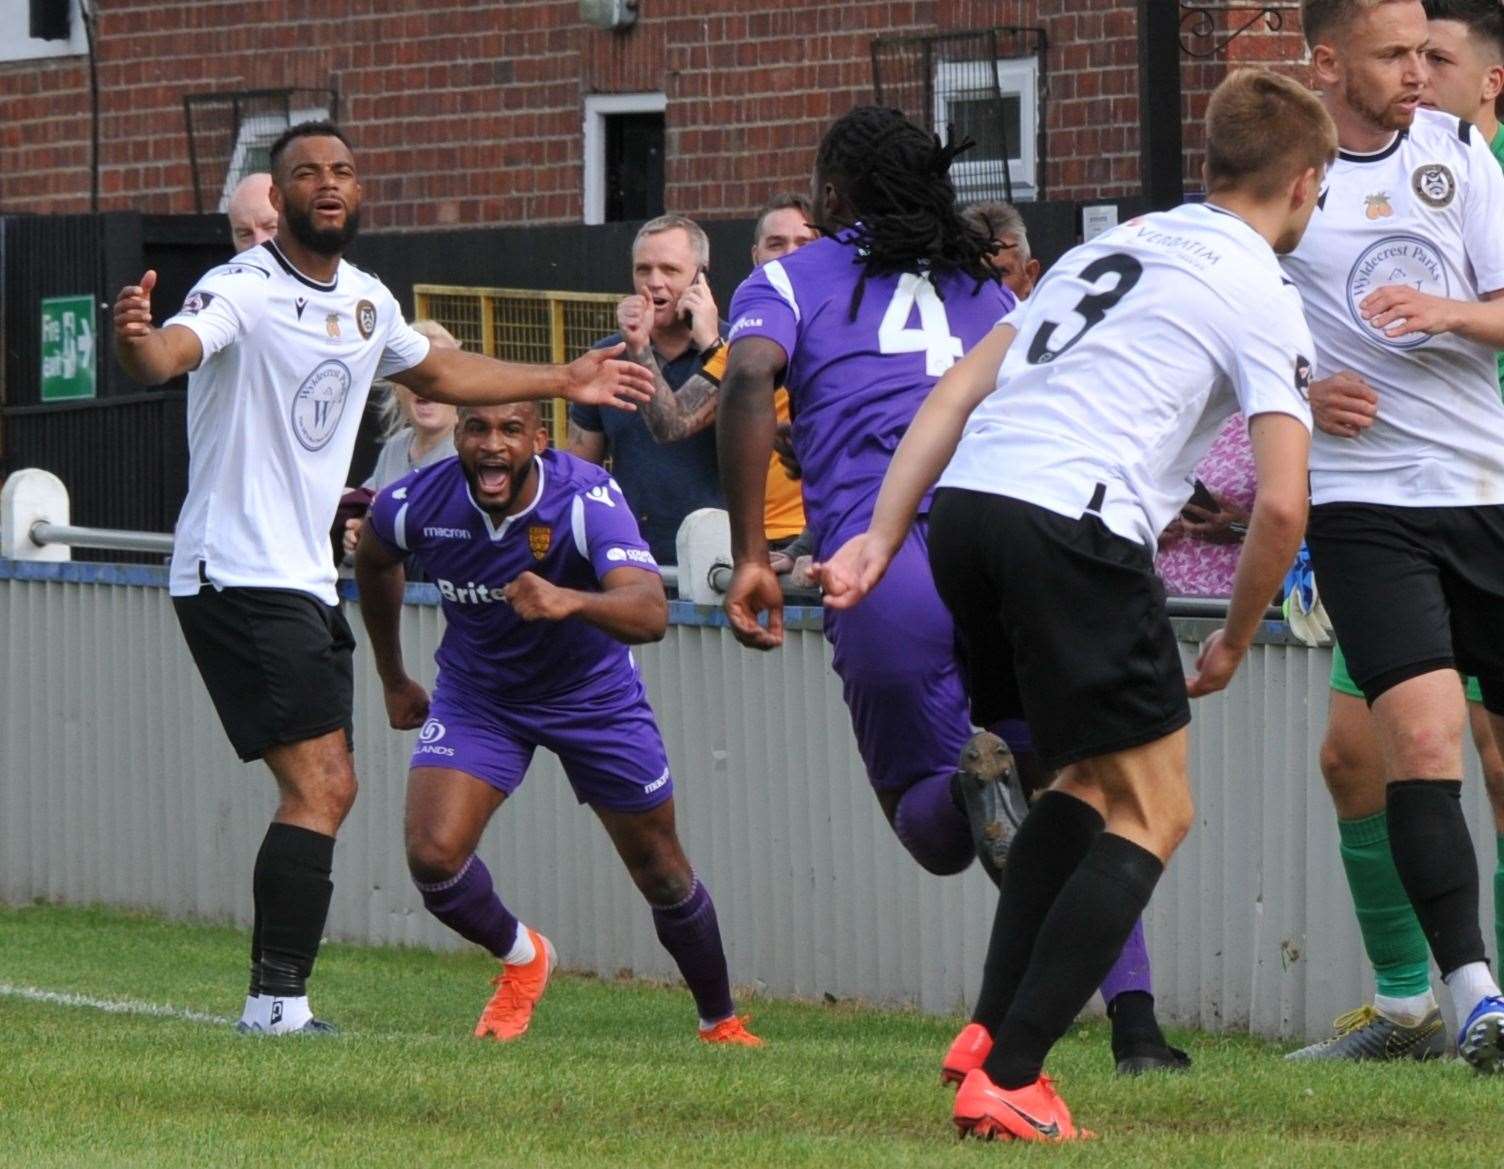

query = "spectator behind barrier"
[
  {"left": 1156, "top": 413, "right": 1255, "bottom": 598},
  {"left": 226, "top": 173, "right": 279, "bottom": 254},
  {"left": 339, "top": 320, "right": 461, "bottom": 560},
  {"left": 567, "top": 214, "right": 726, "bottom": 566},
  {"left": 963, "top": 200, "right": 1042, "bottom": 300}
]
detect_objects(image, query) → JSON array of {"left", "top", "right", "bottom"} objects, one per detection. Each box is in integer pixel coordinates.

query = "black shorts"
[
  {"left": 172, "top": 584, "right": 355, "bottom": 762},
  {"left": 928, "top": 488, "right": 1190, "bottom": 772},
  {"left": 1306, "top": 502, "right": 1504, "bottom": 714}
]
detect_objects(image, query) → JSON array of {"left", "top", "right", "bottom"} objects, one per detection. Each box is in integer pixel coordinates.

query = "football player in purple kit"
[
  {"left": 715, "top": 106, "right": 1184, "bottom": 1074},
  {"left": 355, "top": 400, "right": 761, "bottom": 1047}
]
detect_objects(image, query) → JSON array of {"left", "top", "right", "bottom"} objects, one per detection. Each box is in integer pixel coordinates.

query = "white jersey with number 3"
[
  {"left": 1280, "top": 107, "right": 1504, "bottom": 507},
  {"left": 939, "top": 202, "right": 1314, "bottom": 548},
  {"left": 163, "top": 240, "right": 430, "bottom": 604}
]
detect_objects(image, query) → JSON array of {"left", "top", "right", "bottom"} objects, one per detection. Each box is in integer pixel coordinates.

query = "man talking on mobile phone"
[{"left": 568, "top": 215, "right": 727, "bottom": 566}]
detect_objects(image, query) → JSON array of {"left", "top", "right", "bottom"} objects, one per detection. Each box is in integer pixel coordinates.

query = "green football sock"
[
  {"left": 1338, "top": 812, "right": 1431, "bottom": 999},
  {"left": 1495, "top": 833, "right": 1503, "bottom": 971}
]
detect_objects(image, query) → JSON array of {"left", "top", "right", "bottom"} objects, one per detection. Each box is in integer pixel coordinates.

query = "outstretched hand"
[
  {"left": 1185, "top": 629, "right": 1244, "bottom": 698},
  {"left": 113, "top": 269, "right": 157, "bottom": 341},
  {"left": 813, "top": 532, "right": 893, "bottom": 611},
  {"left": 383, "top": 675, "right": 430, "bottom": 730},
  {"left": 562, "top": 343, "right": 656, "bottom": 411},
  {"left": 724, "top": 561, "right": 785, "bottom": 650}
]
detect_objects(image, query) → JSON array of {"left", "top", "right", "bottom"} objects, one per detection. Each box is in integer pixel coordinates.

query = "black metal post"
[{"left": 1138, "top": 0, "right": 1184, "bottom": 209}]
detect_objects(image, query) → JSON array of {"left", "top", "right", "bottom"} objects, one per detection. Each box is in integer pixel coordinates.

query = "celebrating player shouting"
[
  {"left": 1280, "top": 0, "right": 1504, "bottom": 1073},
  {"left": 355, "top": 402, "right": 759, "bottom": 1047},
  {"left": 818, "top": 69, "right": 1329, "bottom": 1139},
  {"left": 111, "top": 121, "right": 653, "bottom": 1035}
]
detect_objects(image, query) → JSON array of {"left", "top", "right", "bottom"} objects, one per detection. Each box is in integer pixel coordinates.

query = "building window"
[
  {"left": 583, "top": 93, "right": 666, "bottom": 225},
  {"left": 933, "top": 56, "right": 1039, "bottom": 203},
  {"left": 183, "top": 88, "right": 337, "bottom": 214},
  {"left": 0, "top": 0, "right": 86, "bottom": 63}
]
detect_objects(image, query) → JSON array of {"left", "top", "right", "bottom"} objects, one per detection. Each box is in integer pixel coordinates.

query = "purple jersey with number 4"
[
  {"left": 367, "top": 450, "right": 660, "bottom": 700},
  {"left": 728, "top": 230, "right": 1012, "bottom": 554}
]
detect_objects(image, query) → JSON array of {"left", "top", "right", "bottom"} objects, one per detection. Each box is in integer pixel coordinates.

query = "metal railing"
[{"left": 29, "top": 522, "right": 174, "bottom": 557}]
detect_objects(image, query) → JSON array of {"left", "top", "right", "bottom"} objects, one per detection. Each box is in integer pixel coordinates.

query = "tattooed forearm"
[{"left": 629, "top": 346, "right": 720, "bottom": 443}]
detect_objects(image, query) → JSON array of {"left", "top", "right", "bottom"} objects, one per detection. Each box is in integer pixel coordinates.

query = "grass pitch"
[{"left": 0, "top": 904, "right": 1495, "bottom": 1168}]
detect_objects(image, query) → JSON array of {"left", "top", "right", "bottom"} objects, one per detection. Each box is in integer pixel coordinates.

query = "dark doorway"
[{"left": 604, "top": 113, "right": 665, "bottom": 223}]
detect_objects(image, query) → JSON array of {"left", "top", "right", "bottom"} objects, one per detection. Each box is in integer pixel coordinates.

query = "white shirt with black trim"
[
  {"left": 1280, "top": 107, "right": 1504, "bottom": 507},
  {"left": 163, "top": 240, "right": 431, "bottom": 604},
  {"left": 939, "top": 202, "right": 1314, "bottom": 549}
]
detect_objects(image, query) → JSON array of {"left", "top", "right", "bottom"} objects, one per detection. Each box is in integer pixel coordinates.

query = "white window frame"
[
  {"left": 217, "top": 103, "right": 330, "bottom": 212},
  {"left": 932, "top": 56, "right": 1039, "bottom": 203},
  {"left": 582, "top": 92, "right": 666, "bottom": 226},
  {"left": 0, "top": 0, "right": 87, "bottom": 63}
]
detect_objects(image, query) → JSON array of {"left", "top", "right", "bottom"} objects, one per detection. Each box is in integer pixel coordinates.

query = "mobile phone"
[
  {"left": 1182, "top": 478, "right": 1218, "bottom": 517},
  {"left": 678, "top": 266, "right": 708, "bottom": 325}
]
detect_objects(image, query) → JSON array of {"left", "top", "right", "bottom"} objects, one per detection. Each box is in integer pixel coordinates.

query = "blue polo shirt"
[{"left": 569, "top": 329, "right": 725, "bottom": 564}]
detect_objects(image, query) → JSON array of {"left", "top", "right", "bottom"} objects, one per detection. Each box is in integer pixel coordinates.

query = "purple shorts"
[
  {"left": 410, "top": 670, "right": 674, "bottom": 814},
  {"left": 823, "top": 522, "right": 973, "bottom": 794}
]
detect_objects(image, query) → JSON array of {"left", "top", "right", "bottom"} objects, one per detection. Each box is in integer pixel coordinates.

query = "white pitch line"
[{"left": 0, "top": 982, "right": 230, "bottom": 1026}]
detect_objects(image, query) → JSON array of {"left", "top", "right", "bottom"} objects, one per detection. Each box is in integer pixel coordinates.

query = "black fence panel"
[
  {"left": 3, "top": 392, "right": 187, "bottom": 558},
  {"left": 1, "top": 212, "right": 143, "bottom": 407}
]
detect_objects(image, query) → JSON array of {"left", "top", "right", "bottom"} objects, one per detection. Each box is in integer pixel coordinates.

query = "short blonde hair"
[
  {"left": 376, "top": 319, "right": 461, "bottom": 437},
  {"left": 632, "top": 214, "right": 710, "bottom": 269},
  {"left": 1204, "top": 68, "right": 1338, "bottom": 198},
  {"left": 1301, "top": 0, "right": 1407, "bottom": 48}
]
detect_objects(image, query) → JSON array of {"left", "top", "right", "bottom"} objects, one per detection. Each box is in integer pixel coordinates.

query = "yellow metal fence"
[{"left": 413, "top": 285, "right": 622, "bottom": 447}]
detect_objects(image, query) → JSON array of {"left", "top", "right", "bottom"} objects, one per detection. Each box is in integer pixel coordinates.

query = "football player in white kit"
[
  {"left": 111, "top": 122, "right": 654, "bottom": 1035},
  {"left": 818, "top": 69, "right": 1330, "bottom": 1140},
  {"left": 1280, "top": 0, "right": 1504, "bottom": 1074}
]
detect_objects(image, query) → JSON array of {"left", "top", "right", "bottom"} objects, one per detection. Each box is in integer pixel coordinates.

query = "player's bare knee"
[
  {"left": 631, "top": 852, "right": 695, "bottom": 907},
  {"left": 1383, "top": 718, "right": 1464, "bottom": 778},
  {"left": 405, "top": 829, "right": 470, "bottom": 885}
]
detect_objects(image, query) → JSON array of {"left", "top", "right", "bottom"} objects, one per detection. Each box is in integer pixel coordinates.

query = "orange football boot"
[
  {"left": 699, "top": 1015, "right": 764, "bottom": 1047},
  {"left": 942, "top": 1022, "right": 993, "bottom": 1085},
  {"left": 952, "top": 1068, "right": 1089, "bottom": 1142},
  {"left": 474, "top": 927, "right": 556, "bottom": 1041}
]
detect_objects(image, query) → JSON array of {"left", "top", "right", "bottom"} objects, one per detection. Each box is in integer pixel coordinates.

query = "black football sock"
[
  {"left": 970, "top": 791, "right": 1105, "bottom": 1031},
  {"left": 248, "top": 895, "right": 263, "bottom": 998},
  {"left": 1386, "top": 780, "right": 1486, "bottom": 977},
  {"left": 1107, "top": 990, "right": 1168, "bottom": 1058},
  {"left": 985, "top": 833, "right": 1164, "bottom": 1089},
  {"left": 254, "top": 823, "right": 336, "bottom": 999}
]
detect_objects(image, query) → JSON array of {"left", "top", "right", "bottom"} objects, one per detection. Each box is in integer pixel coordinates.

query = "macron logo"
[
  {"left": 586, "top": 485, "right": 615, "bottom": 508},
  {"left": 392, "top": 487, "right": 408, "bottom": 500},
  {"left": 606, "top": 547, "right": 656, "bottom": 566},
  {"left": 422, "top": 526, "right": 469, "bottom": 539},
  {"left": 643, "top": 767, "right": 670, "bottom": 795},
  {"left": 729, "top": 317, "right": 763, "bottom": 339}
]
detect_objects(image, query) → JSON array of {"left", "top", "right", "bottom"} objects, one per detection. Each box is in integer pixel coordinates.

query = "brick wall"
[{"left": 0, "top": 1, "right": 1311, "bottom": 229}]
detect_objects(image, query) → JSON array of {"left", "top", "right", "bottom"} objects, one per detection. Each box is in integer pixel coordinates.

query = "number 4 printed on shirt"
[{"left": 877, "top": 273, "right": 964, "bottom": 376}]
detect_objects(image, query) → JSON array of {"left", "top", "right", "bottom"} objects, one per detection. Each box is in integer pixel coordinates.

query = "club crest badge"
[
  {"left": 325, "top": 313, "right": 341, "bottom": 338},
  {"left": 1363, "top": 192, "right": 1393, "bottom": 219},
  {"left": 1411, "top": 163, "right": 1456, "bottom": 209},
  {"left": 356, "top": 299, "right": 377, "bottom": 339},
  {"left": 528, "top": 525, "right": 552, "bottom": 560}
]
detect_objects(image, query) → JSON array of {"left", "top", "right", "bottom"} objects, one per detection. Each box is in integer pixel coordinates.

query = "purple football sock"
[
  {"left": 651, "top": 877, "right": 735, "bottom": 1024},
  {"left": 1099, "top": 916, "right": 1153, "bottom": 1002},
  {"left": 414, "top": 854, "right": 519, "bottom": 960},
  {"left": 893, "top": 772, "right": 974, "bottom": 876}
]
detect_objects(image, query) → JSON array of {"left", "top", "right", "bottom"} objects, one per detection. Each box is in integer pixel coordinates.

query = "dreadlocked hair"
[{"left": 815, "top": 106, "right": 997, "bottom": 319}]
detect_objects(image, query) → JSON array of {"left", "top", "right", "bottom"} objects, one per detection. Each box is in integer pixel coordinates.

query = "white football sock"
[
  {"left": 263, "top": 995, "right": 314, "bottom": 1034},
  {"left": 1373, "top": 990, "right": 1437, "bottom": 1028},
  {"left": 238, "top": 993, "right": 268, "bottom": 1029},
  {"left": 504, "top": 926, "right": 536, "bottom": 966},
  {"left": 1444, "top": 962, "right": 1501, "bottom": 1031}
]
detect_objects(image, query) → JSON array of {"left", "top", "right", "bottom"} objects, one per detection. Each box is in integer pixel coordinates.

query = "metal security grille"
[
  {"left": 871, "top": 27, "right": 1047, "bottom": 204},
  {"left": 182, "top": 88, "right": 339, "bottom": 214},
  {"left": 412, "top": 285, "right": 621, "bottom": 446}
]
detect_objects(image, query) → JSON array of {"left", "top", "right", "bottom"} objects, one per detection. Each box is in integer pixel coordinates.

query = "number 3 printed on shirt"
[
  {"left": 877, "top": 272, "right": 964, "bottom": 376},
  {"left": 1026, "top": 253, "right": 1143, "bottom": 364}
]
